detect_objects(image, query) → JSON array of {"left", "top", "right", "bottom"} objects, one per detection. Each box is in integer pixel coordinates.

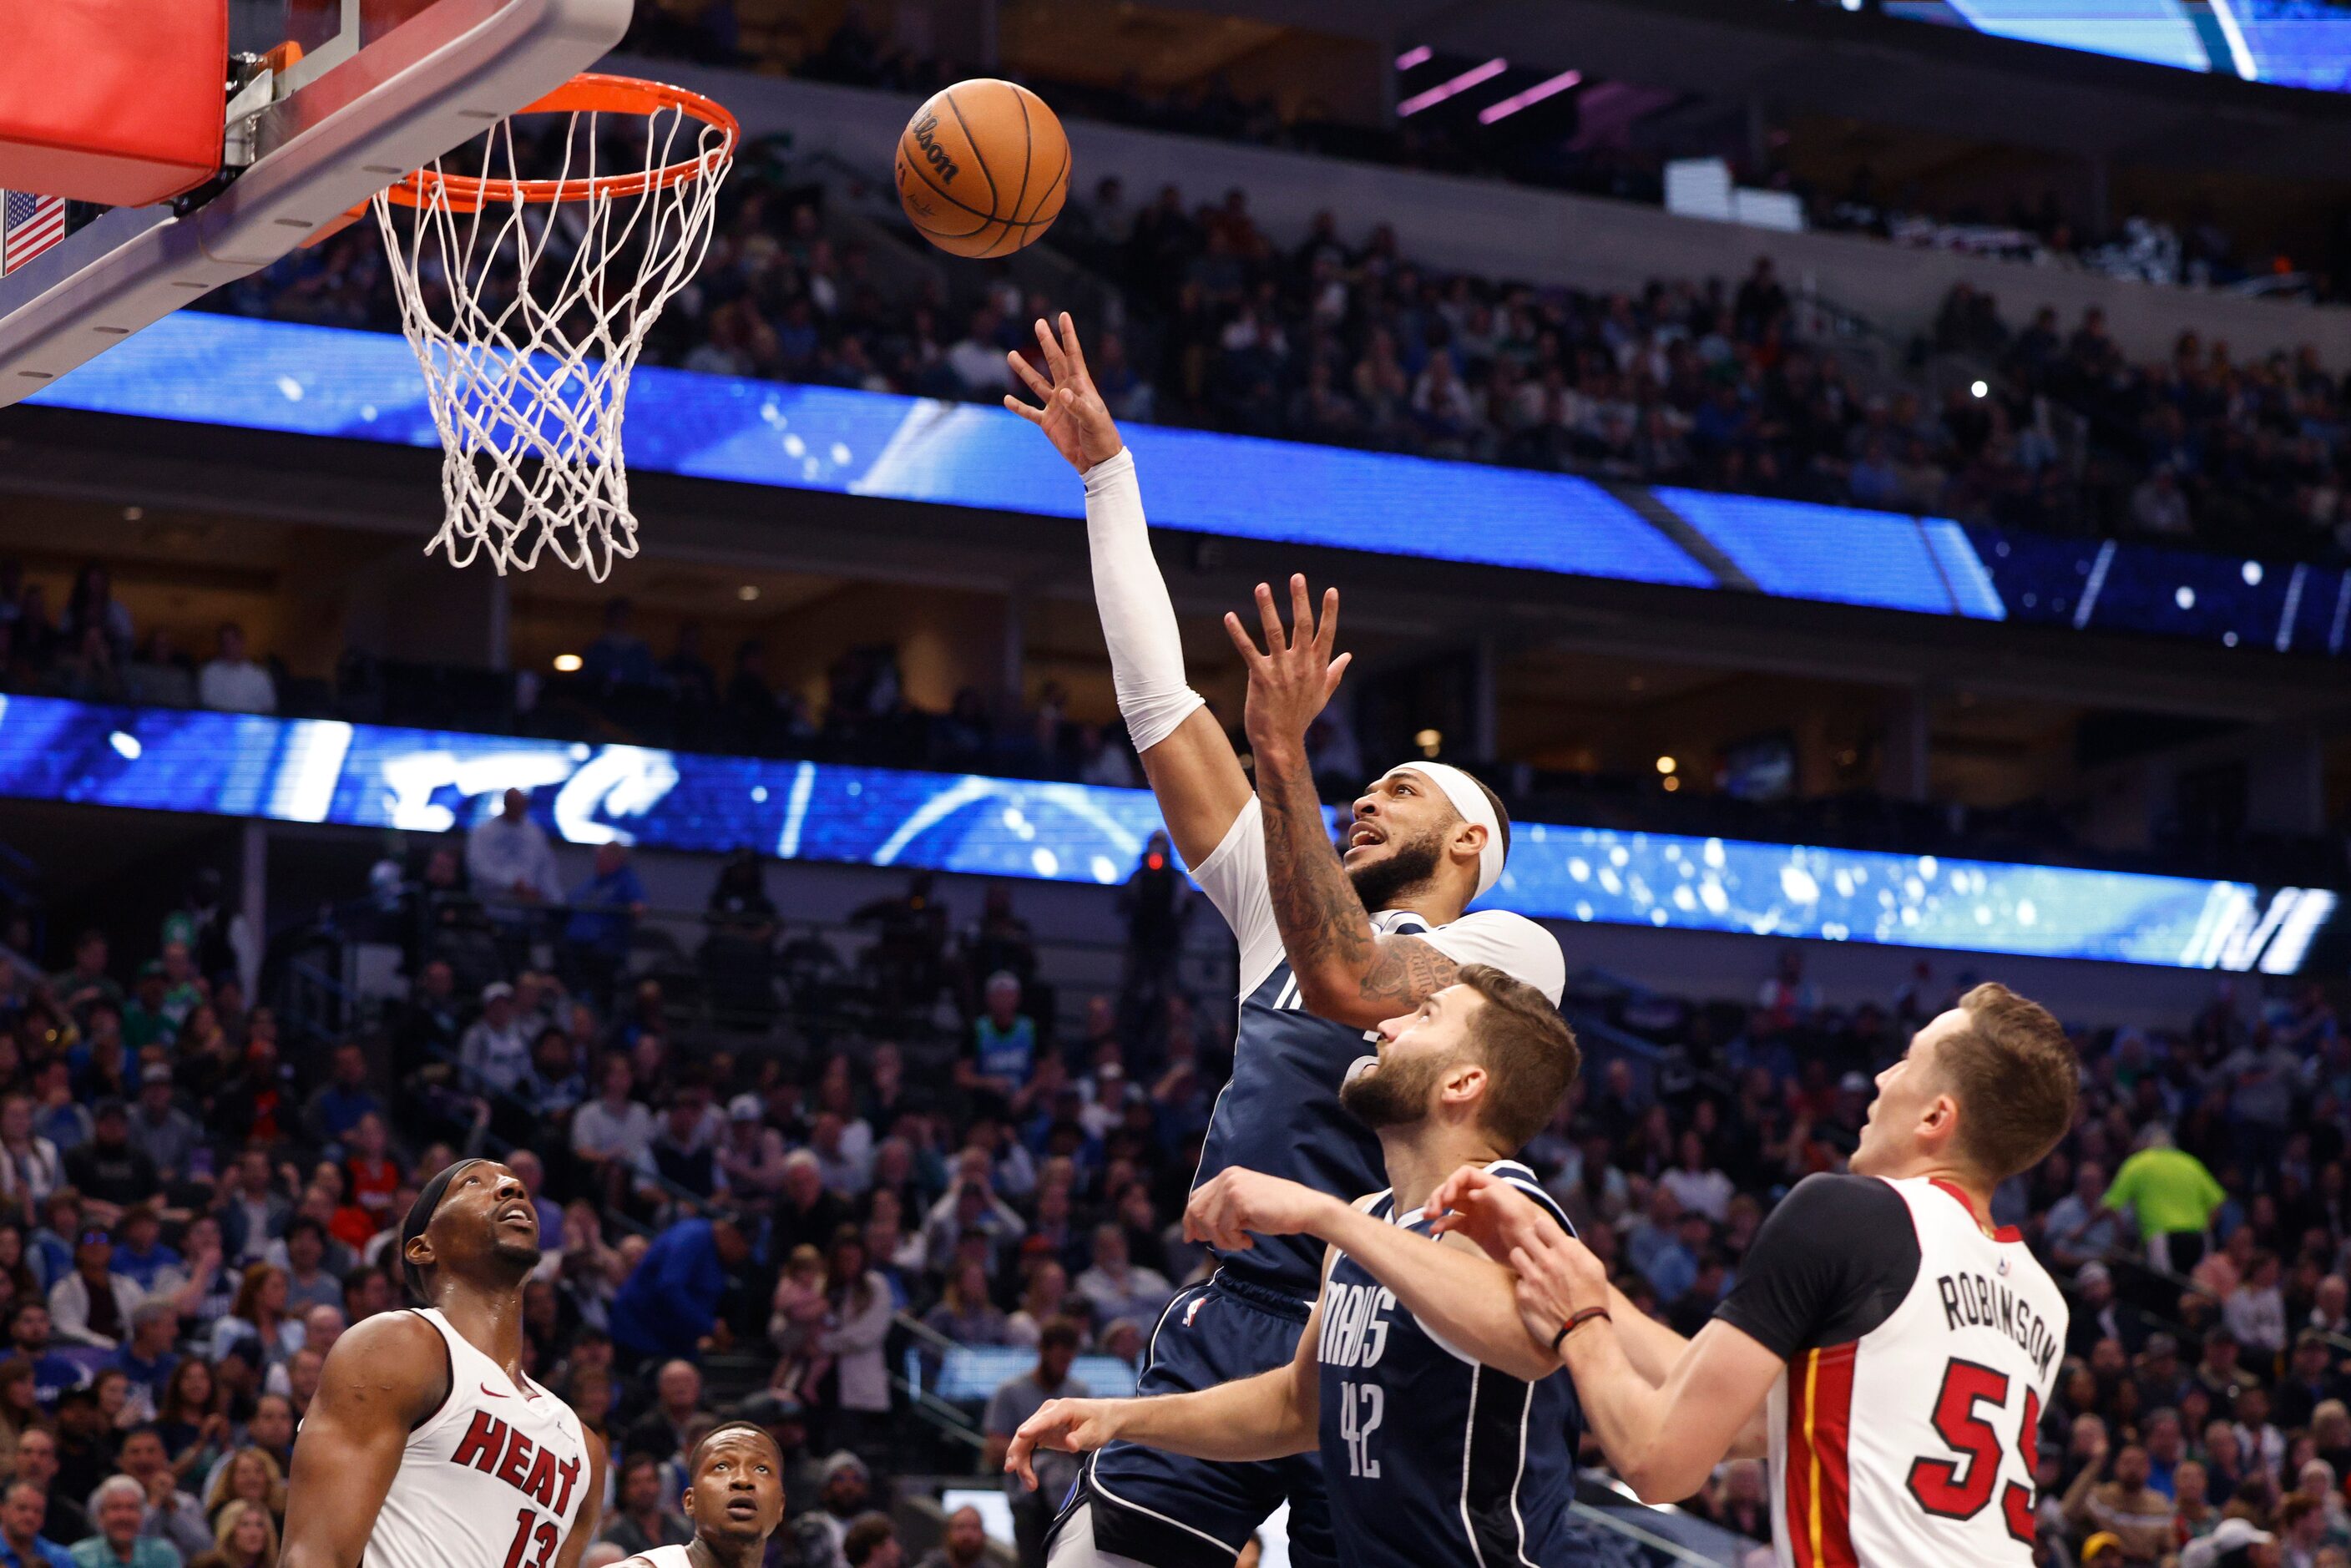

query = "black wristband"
[{"left": 1550, "top": 1307, "right": 1610, "bottom": 1354}]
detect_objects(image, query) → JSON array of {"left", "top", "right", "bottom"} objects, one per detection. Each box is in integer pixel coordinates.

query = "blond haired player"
[
  {"left": 1430, "top": 984, "right": 2078, "bottom": 1567},
  {"left": 281, "top": 1159, "right": 606, "bottom": 1568}
]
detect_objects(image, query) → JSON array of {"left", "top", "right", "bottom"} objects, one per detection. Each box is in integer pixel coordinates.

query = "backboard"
[{"left": 0, "top": 0, "right": 630, "bottom": 407}]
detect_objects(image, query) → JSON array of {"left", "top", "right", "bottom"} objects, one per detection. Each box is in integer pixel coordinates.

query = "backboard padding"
[{"left": 0, "top": 0, "right": 629, "bottom": 405}]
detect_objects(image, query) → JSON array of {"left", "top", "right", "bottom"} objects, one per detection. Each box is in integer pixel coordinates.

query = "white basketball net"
[{"left": 372, "top": 99, "right": 732, "bottom": 579}]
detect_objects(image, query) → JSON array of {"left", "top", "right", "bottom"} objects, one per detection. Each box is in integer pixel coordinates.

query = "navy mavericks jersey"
[
  {"left": 1316, "top": 1162, "right": 1585, "bottom": 1568},
  {"left": 1188, "top": 797, "right": 1568, "bottom": 1299},
  {"left": 1196, "top": 936, "right": 1400, "bottom": 1294}
]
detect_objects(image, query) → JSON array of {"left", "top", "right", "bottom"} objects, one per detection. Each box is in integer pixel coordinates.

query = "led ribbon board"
[
  {"left": 26, "top": 313, "right": 2351, "bottom": 659},
  {"left": 0, "top": 692, "right": 2329, "bottom": 972}
]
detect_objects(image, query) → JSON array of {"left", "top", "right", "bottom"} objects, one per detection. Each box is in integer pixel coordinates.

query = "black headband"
[{"left": 400, "top": 1159, "right": 485, "bottom": 1301}]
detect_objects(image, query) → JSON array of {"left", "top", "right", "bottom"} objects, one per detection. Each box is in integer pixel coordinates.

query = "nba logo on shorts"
[{"left": 1184, "top": 1297, "right": 1207, "bottom": 1329}]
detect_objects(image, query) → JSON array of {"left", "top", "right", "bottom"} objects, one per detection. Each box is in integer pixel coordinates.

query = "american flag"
[{"left": 0, "top": 191, "right": 66, "bottom": 276}]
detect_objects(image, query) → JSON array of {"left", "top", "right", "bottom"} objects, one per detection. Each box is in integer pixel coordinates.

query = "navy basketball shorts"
[{"left": 1053, "top": 1273, "right": 1337, "bottom": 1568}]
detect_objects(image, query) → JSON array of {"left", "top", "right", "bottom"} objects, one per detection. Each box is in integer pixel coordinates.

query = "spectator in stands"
[
  {"left": 125, "top": 1070, "right": 199, "bottom": 1187},
  {"left": 607, "top": 1216, "right": 749, "bottom": 1363},
  {"left": 195, "top": 625, "right": 274, "bottom": 716},
  {"left": 983, "top": 1318, "right": 1086, "bottom": 1568},
  {"left": 207, "top": 1267, "right": 299, "bottom": 1369},
  {"left": 958, "top": 974, "right": 1036, "bottom": 1120},
  {"left": 1072, "top": 1223, "right": 1170, "bottom": 1328},
  {"left": 14, "top": 1431, "right": 87, "bottom": 1548},
  {"left": 71, "top": 1474, "right": 175, "bottom": 1568},
  {"left": 458, "top": 984, "right": 531, "bottom": 1100},
  {"left": 562, "top": 843, "right": 647, "bottom": 1002},
  {"left": 772, "top": 1153, "right": 852, "bottom": 1261},
  {"left": 572, "top": 1056, "right": 656, "bottom": 1200},
  {"left": 913, "top": 1506, "right": 986, "bottom": 1568},
  {"left": 2106, "top": 1123, "right": 2227, "bottom": 1273},
  {"left": 109, "top": 1300, "right": 179, "bottom": 1409},
  {"left": 840, "top": 1513, "right": 899, "bottom": 1568},
  {"left": 49, "top": 1226, "right": 140, "bottom": 1349},
  {"left": 298, "top": 1048, "right": 377, "bottom": 1151},
  {"left": 187, "top": 1501, "right": 273, "bottom": 1568},
  {"left": 1, "top": 1480, "right": 75, "bottom": 1568},
  {"left": 0, "top": 1095, "right": 64, "bottom": 1223},
  {"left": 599, "top": 1452, "right": 689, "bottom": 1555},
  {"left": 62, "top": 1106, "right": 159, "bottom": 1228},
  {"left": 582, "top": 599, "right": 657, "bottom": 690},
  {"left": 466, "top": 790, "right": 562, "bottom": 911},
  {"left": 215, "top": 1153, "right": 287, "bottom": 1269},
  {"left": 115, "top": 1428, "right": 209, "bottom": 1562},
  {"left": 109, "top": 1210, "right": 179, "bottom": 1297}
]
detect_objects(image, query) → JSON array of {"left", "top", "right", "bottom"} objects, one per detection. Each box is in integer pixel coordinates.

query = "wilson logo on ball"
[{"left": 908, "top": 113, "right": 960, "bottom": 184}]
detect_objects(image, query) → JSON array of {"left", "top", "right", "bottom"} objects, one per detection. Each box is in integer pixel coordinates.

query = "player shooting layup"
[
  {"left": 1007, "top": 314, "right": 1566, "bottom": 1568},
  {"left": 1431, "top": 983, "right": 2079, "bottom": 1567},
  {"left": 614, "top": 1420, "right": 786, "bottom": 1568},
  {"left": 281, "top": 1159, "right": 608, "bottom": 1568}
]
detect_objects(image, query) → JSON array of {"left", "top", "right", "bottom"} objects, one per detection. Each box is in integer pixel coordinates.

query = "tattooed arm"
[{"left": 1225, "top": 576, "right": 1461, "bottom": 1029}]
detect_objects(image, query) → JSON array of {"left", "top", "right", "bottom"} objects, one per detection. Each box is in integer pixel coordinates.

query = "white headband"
[{"left": 1378, "top": 763, "right": 1504, "bottom": 898}]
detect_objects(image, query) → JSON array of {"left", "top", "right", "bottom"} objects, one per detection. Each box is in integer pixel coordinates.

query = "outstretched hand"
[
  {"left": 1223, "top": 574, "right": 1351, "bottom": 759},
  {"left": 1004, "top": 312, "right": 1124, "bottom": 474}
]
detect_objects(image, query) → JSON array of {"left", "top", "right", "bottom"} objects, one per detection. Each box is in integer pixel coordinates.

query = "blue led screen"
[
  {"left": 0, "top": 691, "right": 2328, "bottom": 973},
  {"left": 25, "top": 314, "right": 2342, "bottom": 661},
  {"left": 1880, "top": 0, "right": 2351, "bottom": 93}
]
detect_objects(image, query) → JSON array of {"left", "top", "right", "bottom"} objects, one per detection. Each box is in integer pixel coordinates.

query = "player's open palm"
[
  {"left": 1224, "top": 573, "right": 1352, "bottom": 755},
  {"left": 1005, "top": 311, "right": 1122, "bottom": 473},
  {"left": 1006, "top": 1399, "right": 1122, "bottom": 1490}
]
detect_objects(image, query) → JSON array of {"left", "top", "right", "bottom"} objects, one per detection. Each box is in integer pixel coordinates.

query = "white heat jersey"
[
  {"left": 1749, "top": 1176, "right": 2066, "bottom": 1568},
  {"left": 365, "top": 1308, "right": 591, "bottom": 1568},
  {"left": 614, "top": 1549, "right": 691, "bottom": 1568}
]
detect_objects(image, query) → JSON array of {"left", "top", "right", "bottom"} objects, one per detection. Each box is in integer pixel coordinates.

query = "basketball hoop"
[{"left": 371, "top": 73, "right": 737, "bottom": 579}]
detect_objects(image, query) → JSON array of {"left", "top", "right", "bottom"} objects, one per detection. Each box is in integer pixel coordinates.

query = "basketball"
[{"left": 895, "top": 78, "right": 1069, "bottom": 259}]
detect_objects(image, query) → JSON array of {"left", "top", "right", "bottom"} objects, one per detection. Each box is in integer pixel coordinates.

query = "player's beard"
[
  {"left": 1340, "top": 1050, "right": 1447, "bottom": 1130},
  {"left": 490, "top": 1233, "right": 544, "bottom": 1277},
  {"left": 1346, "top": 826, "right": 1446, "bottom": 912}
]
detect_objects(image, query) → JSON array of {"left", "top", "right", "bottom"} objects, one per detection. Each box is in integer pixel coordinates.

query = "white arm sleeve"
[
  {"left": 1190, "top": 797, "right": 1287, "bottom": 998},
  {"left": 1082, "top": 448, "right": 1205, "bottom": 752},
  {"left": 1417, "top": 910, "right": 1567, "bottom": 1005}
]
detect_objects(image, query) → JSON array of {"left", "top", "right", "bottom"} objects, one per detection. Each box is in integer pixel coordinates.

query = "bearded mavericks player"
[
  {"left": 614, "top": 1422, "right": 786, "bottom": 1568},
  {"left": 1431, "top": 984, "right": 2078, "bottom": 1567},
  {"left": 281, "top": 1160, "right": 607, "bottom": 1568},
  {"left": 1006, "top": 314, "right": 1566, "bottom": 1568},
  {"left": 1006, "top": 969, "right": 1593, "bottom": 1568}
]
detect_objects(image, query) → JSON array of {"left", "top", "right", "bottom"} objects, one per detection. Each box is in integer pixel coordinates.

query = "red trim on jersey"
[
  {"left": 1929, "top": 1178, "right": 2022, "bottom": 1242},
  {"left": 1785, "top": 1344, "right": 1859, "bottom": 1568}
]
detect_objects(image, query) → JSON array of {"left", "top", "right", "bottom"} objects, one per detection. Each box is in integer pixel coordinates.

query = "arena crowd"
[{"left": 0, "top": 802, "right": 2328, "bottom": 1568}]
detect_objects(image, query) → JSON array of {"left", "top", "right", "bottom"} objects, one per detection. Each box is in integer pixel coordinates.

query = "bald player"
[
  {"left": 614, "top": 1421, "right": 787, "bottom": 1568},
  {"left": 282, "top": 1159, "right": 608, "bottom": 1568}
]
